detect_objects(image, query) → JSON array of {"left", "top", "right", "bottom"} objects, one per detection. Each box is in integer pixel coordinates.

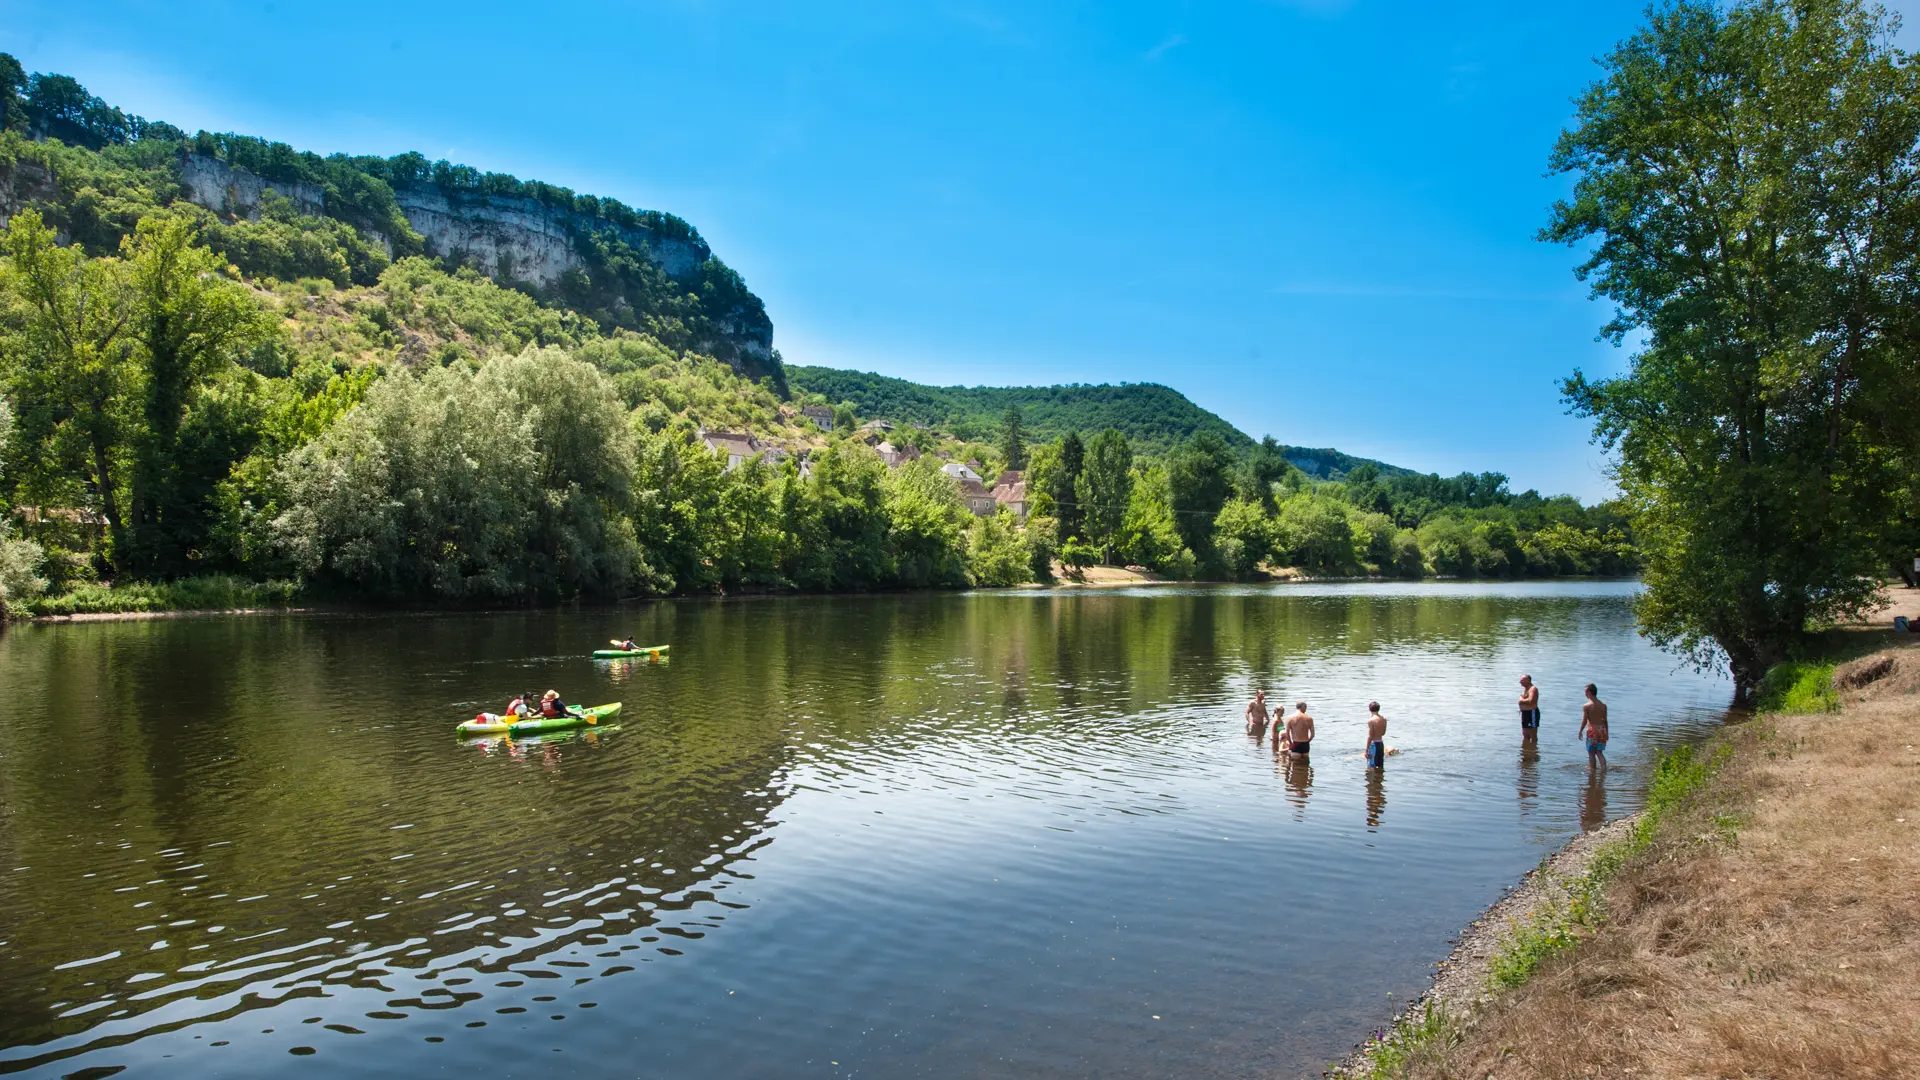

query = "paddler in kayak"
[
  {"left": 540, "top": 690, "right": 583, "bottom": 719},
  {"left": 506, "top": 692, "right": 533, "bottom": 718},
  {"left": 615, "top": 636, "right": 639, "bottom": 651}
]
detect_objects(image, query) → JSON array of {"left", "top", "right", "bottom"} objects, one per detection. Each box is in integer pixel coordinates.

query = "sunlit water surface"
[{"left": 0, "top": 582, "right": 1729, "bottom": 1078}]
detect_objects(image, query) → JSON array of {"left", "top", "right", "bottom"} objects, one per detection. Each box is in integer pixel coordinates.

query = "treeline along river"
[{"left": 0, "top": 582, "right": 1728, "bottom": 1078}]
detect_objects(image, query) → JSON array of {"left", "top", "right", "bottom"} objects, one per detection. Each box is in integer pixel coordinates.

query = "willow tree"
[{"left": 1548, "top": 0, "right": 1920, "bottom": 701}]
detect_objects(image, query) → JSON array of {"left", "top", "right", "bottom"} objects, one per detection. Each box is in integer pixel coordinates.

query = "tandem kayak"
[
  {"left": 592, "top": 644, "right": 670, "bottom": 659},
  {"left": 458, "top": 702, "right": 622, "bottom": 737}
]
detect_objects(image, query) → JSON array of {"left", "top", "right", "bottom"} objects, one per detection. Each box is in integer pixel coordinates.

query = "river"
[{"left": 0, "top": 581, "right": 1730, "bottom": 1078}]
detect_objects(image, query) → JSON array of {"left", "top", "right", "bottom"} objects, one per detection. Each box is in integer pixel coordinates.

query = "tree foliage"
[{"left": 1546, "top": 0, "right": 1920, "bottom": 699}]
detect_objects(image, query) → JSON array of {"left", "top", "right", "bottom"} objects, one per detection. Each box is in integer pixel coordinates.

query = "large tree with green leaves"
[
  {"left": 125, "top": 214, "right": 272, "bottom": 575},
  {"left": 1166, "top": 429, "right": 1235, "bottom": 562},
  {"left": 1081, "top": 427, "right": 1134, "bottom": 562},
  {"left": 1051, "top": 431, "right": 1086, "bottom": 541},
  {"left": 1548, "top": 0, "right": 1920, "bottom": 701},
  {"left": 0, "top": 209, "right": 138, "bottom": 552}
]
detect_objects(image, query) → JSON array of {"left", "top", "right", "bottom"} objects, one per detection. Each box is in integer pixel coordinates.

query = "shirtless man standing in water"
[
  {"left": 1518, "top": 674, "right": 1541, "bottom": 740},
  {"left": 1246, "top": 689, "right": 1271, "bottom": 736},
  {"left": 1276, "top": 701, "right": 1315, "bottom": 755},
  {"left": 1579, "top": 683, "right": 1609, "bottom": 767},
  {"left": 1364, "top": 701, "right": 1387, "bottom": 769}
]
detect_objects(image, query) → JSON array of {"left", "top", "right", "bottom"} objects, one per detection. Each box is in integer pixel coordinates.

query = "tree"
[
  {"left": 999, "top": 404, "right": 1027, "bottom": 470},
  {"left": 1547, "top": 0, "right": 1920, "bottom": 701},
  {"left": 1165, "top": 429, "right": 1234, "bottom": 560},
  {"left": 1052, "top": 431, "right": 1085, "bottom": 541},
  {"left": 1238, "top": 435, "right": 1288, "bottom": 509},
  {"left": 0, "top": 209, "right": 137, "bottom": 554},
  {"left": 124, "top": 214, "right": 272, "bottom": 576},
  {"left": 1080, "top": 427, "right": 1133, "bottom": 562},
  {"left": 1213, "top": 498, "right": 1273, "bottom": 579},
  {"left": 0, "top": 53, "right": 26, "bottom": 132},
  {"left": 965, "top": 508, "right": 1031, "bottom": 586},
  {"left": 884, "top": 458, "right": 969, "bottom": 588}
]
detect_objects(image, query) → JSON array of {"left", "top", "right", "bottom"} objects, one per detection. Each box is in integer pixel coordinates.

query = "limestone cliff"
[{"left": 176, "top": 152, "right": 774, "bottom": 373}]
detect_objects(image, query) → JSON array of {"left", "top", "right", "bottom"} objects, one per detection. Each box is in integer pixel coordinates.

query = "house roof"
[
  {"left": 701, "top": 431, "right": 761, "bottom": 458},
  {"left": 992, "top": 480, "right": 1027, "bottom": 504}
]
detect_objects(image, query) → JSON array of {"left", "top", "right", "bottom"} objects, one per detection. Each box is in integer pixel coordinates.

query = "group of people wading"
[{"left": 1243, "top": 674, "right": 1612, "bottom": 770}]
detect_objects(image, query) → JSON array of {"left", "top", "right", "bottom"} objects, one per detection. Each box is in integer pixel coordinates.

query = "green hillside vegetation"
[
  {"left": 0, "top": 54, "right": 777, "bottom": 378},
  {"left": 786, "top": 364, "right": 1404, "bottom": 477},
  {"left": 1020, "top": 427, "right": 1634, "bottom": 582},
  {"left": 0, "top": 57, "right": 1635, "bottom": 617}
]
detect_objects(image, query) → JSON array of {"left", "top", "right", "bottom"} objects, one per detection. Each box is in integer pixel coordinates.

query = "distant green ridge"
[{"left": 786, "top": 365, "right": 1407, "bottom": 476}]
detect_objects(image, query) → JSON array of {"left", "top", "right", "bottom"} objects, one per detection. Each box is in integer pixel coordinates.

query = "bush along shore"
[
  {"left": 1328, "top": 634, "right": 1920, "bottom": 1079},
  {"left": 13, "top": 575, "right": 300, "bottom": 619}
]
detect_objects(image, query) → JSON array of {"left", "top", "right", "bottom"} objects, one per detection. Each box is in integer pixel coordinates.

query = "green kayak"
[
  {"left": 592, "top": 644, "right": 670, "bottom": 659},
  {"left": 458, "top": 702, "right": 622, "bottom": 737}
]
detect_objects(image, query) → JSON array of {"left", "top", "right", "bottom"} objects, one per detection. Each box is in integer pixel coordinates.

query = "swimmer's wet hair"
[
  {"left": 1369, "top": 701, "right": 1380, "bottom": 712},
  {"left": 1295, "top": 701, "right": 1307, "bottom": 710},
  {"left": 1586, "top": 682, "right": 1598, "bottom": 696}
]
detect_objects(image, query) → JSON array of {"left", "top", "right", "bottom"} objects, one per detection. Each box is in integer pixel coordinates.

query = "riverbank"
[
  {"left": 10, "top": 576, "right": 302, "bottom": 620},
  {"left": 1326, "top": 635, "right": 1920, "bottom": 1079}
]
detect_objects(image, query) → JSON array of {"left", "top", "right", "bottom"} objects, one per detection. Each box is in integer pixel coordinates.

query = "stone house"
[
  {"left": 700, "top": 430, "right": 764, "bottom": 471},
  {"left": 990, "top": 477, "right": 1029, "bottom": 522}
]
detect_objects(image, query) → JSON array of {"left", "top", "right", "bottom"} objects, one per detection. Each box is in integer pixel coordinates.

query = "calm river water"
[{"left": 0, "top": 582, "right": 1729, "bottom": 1078}]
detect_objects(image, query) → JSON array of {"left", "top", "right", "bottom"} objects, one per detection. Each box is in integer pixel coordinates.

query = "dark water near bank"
[{"left": 0, "top": 582, "right": 1729, "bottom": 1078}]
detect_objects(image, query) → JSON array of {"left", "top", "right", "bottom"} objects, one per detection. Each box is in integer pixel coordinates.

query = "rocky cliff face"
[
  {"left": 181, "top": 152, "right": 328, "bottom": 220},
  {"left": 176, "top": 153, "right": 773, "bottom": 370}
]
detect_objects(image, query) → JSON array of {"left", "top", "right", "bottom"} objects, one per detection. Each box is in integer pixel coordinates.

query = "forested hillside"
[
  {"left": 786, "top": 364, "right": 1403, "bottom": 477},
  {"left": 0, "top": 54, "right": 779, "bottom": 379},
  {"left": 0, "top": 55, "right": 1637, "bottom": 617}
]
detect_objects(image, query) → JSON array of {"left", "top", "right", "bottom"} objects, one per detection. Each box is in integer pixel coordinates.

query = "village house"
[
  {"left": 957, "top": 477, "right": 999, "bottom": 516},
  {"left": 700, "top": 430, "right": 766, "bottom": 471},
  {"left": 874, "top": 441, "right": 921, "bottom": 469},
  {"left": 941, "top": 461, "right": 984, "bottom": 484},
  {"left": 800, "top": 404, "right": 835, "bottom": 426},
  {"left": 990, "top": 473, "right": 1028, "bottom": 522}
]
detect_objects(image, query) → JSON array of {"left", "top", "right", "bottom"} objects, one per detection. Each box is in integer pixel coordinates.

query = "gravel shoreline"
[{"left": 1323, "top": 813, "right": 1639, "bottom": 1078}]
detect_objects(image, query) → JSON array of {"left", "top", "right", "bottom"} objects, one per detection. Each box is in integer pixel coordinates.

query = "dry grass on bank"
[{"left": 1393, "top": 640, "right": 1920, "bottom": 1080}]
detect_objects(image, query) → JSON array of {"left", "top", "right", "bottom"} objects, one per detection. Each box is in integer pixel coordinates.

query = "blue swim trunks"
[
  {"left": 1586, "top": 738, "right": 1608, "bottom": 755},
  {"left": 1366, "top": 740, "right": 1385, "bottom": 769},
  {"left": 1520, "top": 709, "right": 1540, "bottom": 729}
]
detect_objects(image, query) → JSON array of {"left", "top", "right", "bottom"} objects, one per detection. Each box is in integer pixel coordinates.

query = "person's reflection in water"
[
  {"left": 1579, "top": 763, "right": 1608, "bottom": 832},
  {"left": 1365, "top": 768, "right": 1387, "bottom": 831},
  {"left": 1516, "top": 739, "right": 1541, "bottom": 813},
  {"left": 1280, "top": 750, "right": 1313, "bottom": 819}
]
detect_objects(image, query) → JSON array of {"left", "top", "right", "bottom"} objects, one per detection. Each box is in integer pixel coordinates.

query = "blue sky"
[{"left": 9, "top": 2, "right": 1917, "bottom": 499}]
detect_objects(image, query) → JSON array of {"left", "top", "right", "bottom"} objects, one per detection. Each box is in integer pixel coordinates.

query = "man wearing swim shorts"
[
  {"left": 1518, "top": 674, "right": 1540, "bottom": 739},
  {"left": 1281, "top": 701, "right": 1315, "bottom": 755},
  {"left": 1579, "top": 683, "right": 1609, "bottom": 767},
  {"left": 1365, "top": 701, "right": 1387, "bottom": 769}
]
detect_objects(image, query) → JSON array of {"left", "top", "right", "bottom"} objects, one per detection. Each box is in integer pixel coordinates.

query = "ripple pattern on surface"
[{"left": 0, "top": 584, "right": 1728, "bottom": 1077}]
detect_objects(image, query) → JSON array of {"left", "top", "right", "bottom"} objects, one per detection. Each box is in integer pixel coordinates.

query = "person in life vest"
[
  {"left": 506, "top": 692, "right": 533, "bottom": 718},
  {"left": 617, "top": 636, "right": 639, "bottom": 651},
  {"left": 540, "top": 690, "right": 577, "bottom": 718}
]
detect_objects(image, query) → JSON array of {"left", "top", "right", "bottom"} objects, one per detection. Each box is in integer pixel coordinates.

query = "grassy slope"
[
  {"left": 1363, "top": 628, "right": 1920, "bottom": 1079},
  {"left": 787, "top": 364, "right": 1409, "bottom": 474}
]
